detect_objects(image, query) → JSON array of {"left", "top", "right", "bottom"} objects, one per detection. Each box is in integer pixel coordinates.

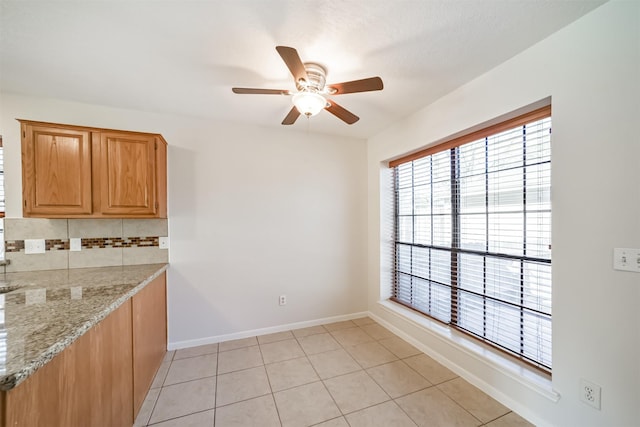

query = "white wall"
[
  {"left": 2, "top": 2, "right": 638, "bottom": 425},
  {"left": 367, "top": 2, "right": 640, "bottom": 426},
  {"left": 0, "top": 94, "right": 368, "bottom": 346}
]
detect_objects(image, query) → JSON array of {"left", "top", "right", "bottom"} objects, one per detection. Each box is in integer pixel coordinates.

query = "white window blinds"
[
  {"left": 391, "top": 107, "right": 552, "bottom": 371},
  {"left": 0, "top": 136, "right": 4, "bottom": 215}
]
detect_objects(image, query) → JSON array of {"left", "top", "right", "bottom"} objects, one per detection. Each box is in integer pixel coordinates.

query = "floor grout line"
[
  {"left": 146, "top": 408, "right": 214, "bottom": 426},
  {"left": 142, "top": 317, "right": 531, "bottom": 427},
  {"left": 213, "top": 343, "right": 219, "bottom": 427},
  {"left": 256, "top": 340, "right": 284, "bottom": 426}
]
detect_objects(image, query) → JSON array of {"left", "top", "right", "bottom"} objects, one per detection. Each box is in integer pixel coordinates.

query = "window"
[
  {"left": 0, "top": 136, "right": 4, "bottom": 260},
  {"left": 390, "top": 106, "right": 552, "bottom": 371},
  {"left": 0, "top": 135, "right": 4, "bottom": 216}
]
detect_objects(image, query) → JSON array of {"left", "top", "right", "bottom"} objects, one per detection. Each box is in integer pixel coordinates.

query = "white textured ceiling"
[{"left": 0, "top": 0, "right": 605, "bottom": 139}]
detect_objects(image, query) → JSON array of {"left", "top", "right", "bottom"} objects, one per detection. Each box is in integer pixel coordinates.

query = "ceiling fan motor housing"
[
  {"left": 296, "top": 62, "right": 327, "bottom": 93},
  {"left": 232, "top": 46, "right": 383, "bottom": 125}
]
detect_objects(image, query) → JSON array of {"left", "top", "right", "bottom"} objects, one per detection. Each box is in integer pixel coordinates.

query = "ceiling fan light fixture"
[
  {"left": 232, "top": 46, "right": 383, "bottom": 125},
  {"left": 292, "top": 91, "right": 326, "bottom": 117}
]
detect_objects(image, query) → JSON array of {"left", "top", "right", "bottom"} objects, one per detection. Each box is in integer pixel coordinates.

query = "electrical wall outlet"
[
  {"left": 279, "top": 295, "right": 286, "bottom": 306},
  {"left": 24, "top": 239, "right": 46, "bottom": 254},
  {"left": 579, "top": 378, "right": 601, "bottom": 410},
  {"left": 613, "top": 248, "right": 640, "bottom": 272},
  {"left": 159, "top": 236, "right": 169, "bottom": 249},
  {"left": 70, "top": 238, "right": 82, "bottom": 252}
]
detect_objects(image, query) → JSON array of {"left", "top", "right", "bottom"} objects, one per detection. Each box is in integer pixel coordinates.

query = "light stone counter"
[{"left": 0, "top": 263, "right": 168, "bottom": 391}]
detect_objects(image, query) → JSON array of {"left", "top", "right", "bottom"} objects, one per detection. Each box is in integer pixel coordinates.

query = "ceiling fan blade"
[
  {"left": 327, "top": 77, "right": 383, "bottom": 95},
  {"left": 282, "top": 107, "right": 301, "bottom": 125},
  {"left": 276, "top": 46, "right": 308, "bottom": 85},
  {"left": 325, "top": 101, "right": 359, "bottom": 125},
  {"left": 232, "top": 88, "right": 289, "bottom": 95}
]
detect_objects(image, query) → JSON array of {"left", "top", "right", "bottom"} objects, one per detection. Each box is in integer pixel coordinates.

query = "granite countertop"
[{"left": 0, "top": 263, "right": 168, "bottom": 391}]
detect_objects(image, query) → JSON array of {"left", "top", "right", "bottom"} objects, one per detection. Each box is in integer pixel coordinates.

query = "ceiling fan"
[{"left": 232, "top": 46, "right": 383, "bottom": 125}]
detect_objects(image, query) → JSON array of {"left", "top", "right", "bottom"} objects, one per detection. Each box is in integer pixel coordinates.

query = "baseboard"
[{"left": 167, "top": 311, "right": 369, "bottom": 351}]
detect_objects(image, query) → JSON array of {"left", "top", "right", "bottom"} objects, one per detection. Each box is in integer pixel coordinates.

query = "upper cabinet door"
[
  {"left": 22, "top": 124, "right": 93, "bottom": 216},
  {"left": 20, "top": 119, "right": 167, "bottom": 218},
  {"left": 98, "top": 132, "right": 158, "bottom": 216}
]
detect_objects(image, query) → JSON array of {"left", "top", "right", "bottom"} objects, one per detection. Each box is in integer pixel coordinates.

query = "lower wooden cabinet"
[
  {"left": 1, "top": 301, "right": 134, "bottom": 427},
  {"left": 132, "top": 273, "right": 168, "bottom": 416},
  {"left": 0, "top": 272, "right": 167, "bottom": 427}
]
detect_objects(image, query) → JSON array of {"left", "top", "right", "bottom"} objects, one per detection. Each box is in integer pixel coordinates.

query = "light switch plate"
[
  {"left": 70, "top": 238, "right": 82, "bottom": 252},
  {"left": 613, "top": 248, "right": 640, "bottom": 272},
  {"left": 24, "top": 239, "right": 46, "bottom": 254},
  {"left": 159, "top": 236, "right": 169, "bottom": 249}
]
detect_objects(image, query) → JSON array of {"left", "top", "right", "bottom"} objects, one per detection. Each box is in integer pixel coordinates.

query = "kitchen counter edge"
[{"left": 0, "top": 263, "right": 169, "bottom": 391}]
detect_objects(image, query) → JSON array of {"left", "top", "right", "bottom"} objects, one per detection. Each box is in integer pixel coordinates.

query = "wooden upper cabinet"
[
  {"left": 98, "top": 132, "right": 158, "bottom": 216},
  {"left": 19, "top": 120, "right": 167, "bottom": 218},
  {"left": 21, "top": 123, "right": 93, "bottom": 215}
]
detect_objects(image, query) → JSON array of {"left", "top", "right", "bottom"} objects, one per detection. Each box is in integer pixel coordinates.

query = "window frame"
[
  {"left": 389, "top": 106, "right": 552, "bottom": 372},
  {"left": 0, "top": 135, "right": 4, "bottom": 218}
]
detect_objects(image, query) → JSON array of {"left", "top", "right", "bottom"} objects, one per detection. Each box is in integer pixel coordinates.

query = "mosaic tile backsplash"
[
  {"left": 2, "top": 218, "right": 168, "bottom": 272},
  {"left": 5, "top": 237, "right": 160, "bottom": 252}
]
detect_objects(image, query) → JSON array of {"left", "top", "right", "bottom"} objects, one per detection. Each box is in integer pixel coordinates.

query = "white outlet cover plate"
[
  {"left": 579, "top": 378, "right": 601, "bottom": 410},
  {"left": 24, "top": 239, "right": 46, "bottom": 254},
  {"left": 613, "top": 248, "right": 640, "bottom": 272},
  {"left": 70, "top": 238, "right": 82, "bottom": 252},
  {"left": 159, "top": 237, "right": 169, "bottom": 249}
]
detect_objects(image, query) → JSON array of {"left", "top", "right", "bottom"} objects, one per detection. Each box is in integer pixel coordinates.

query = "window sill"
[{"left": 375, "top": 299, "right": 560, "bottom": 402}]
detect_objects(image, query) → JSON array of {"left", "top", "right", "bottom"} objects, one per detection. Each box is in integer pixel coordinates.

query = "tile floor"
[{"left": 134, "top": 317, "right": 534, "bottom": 427}]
